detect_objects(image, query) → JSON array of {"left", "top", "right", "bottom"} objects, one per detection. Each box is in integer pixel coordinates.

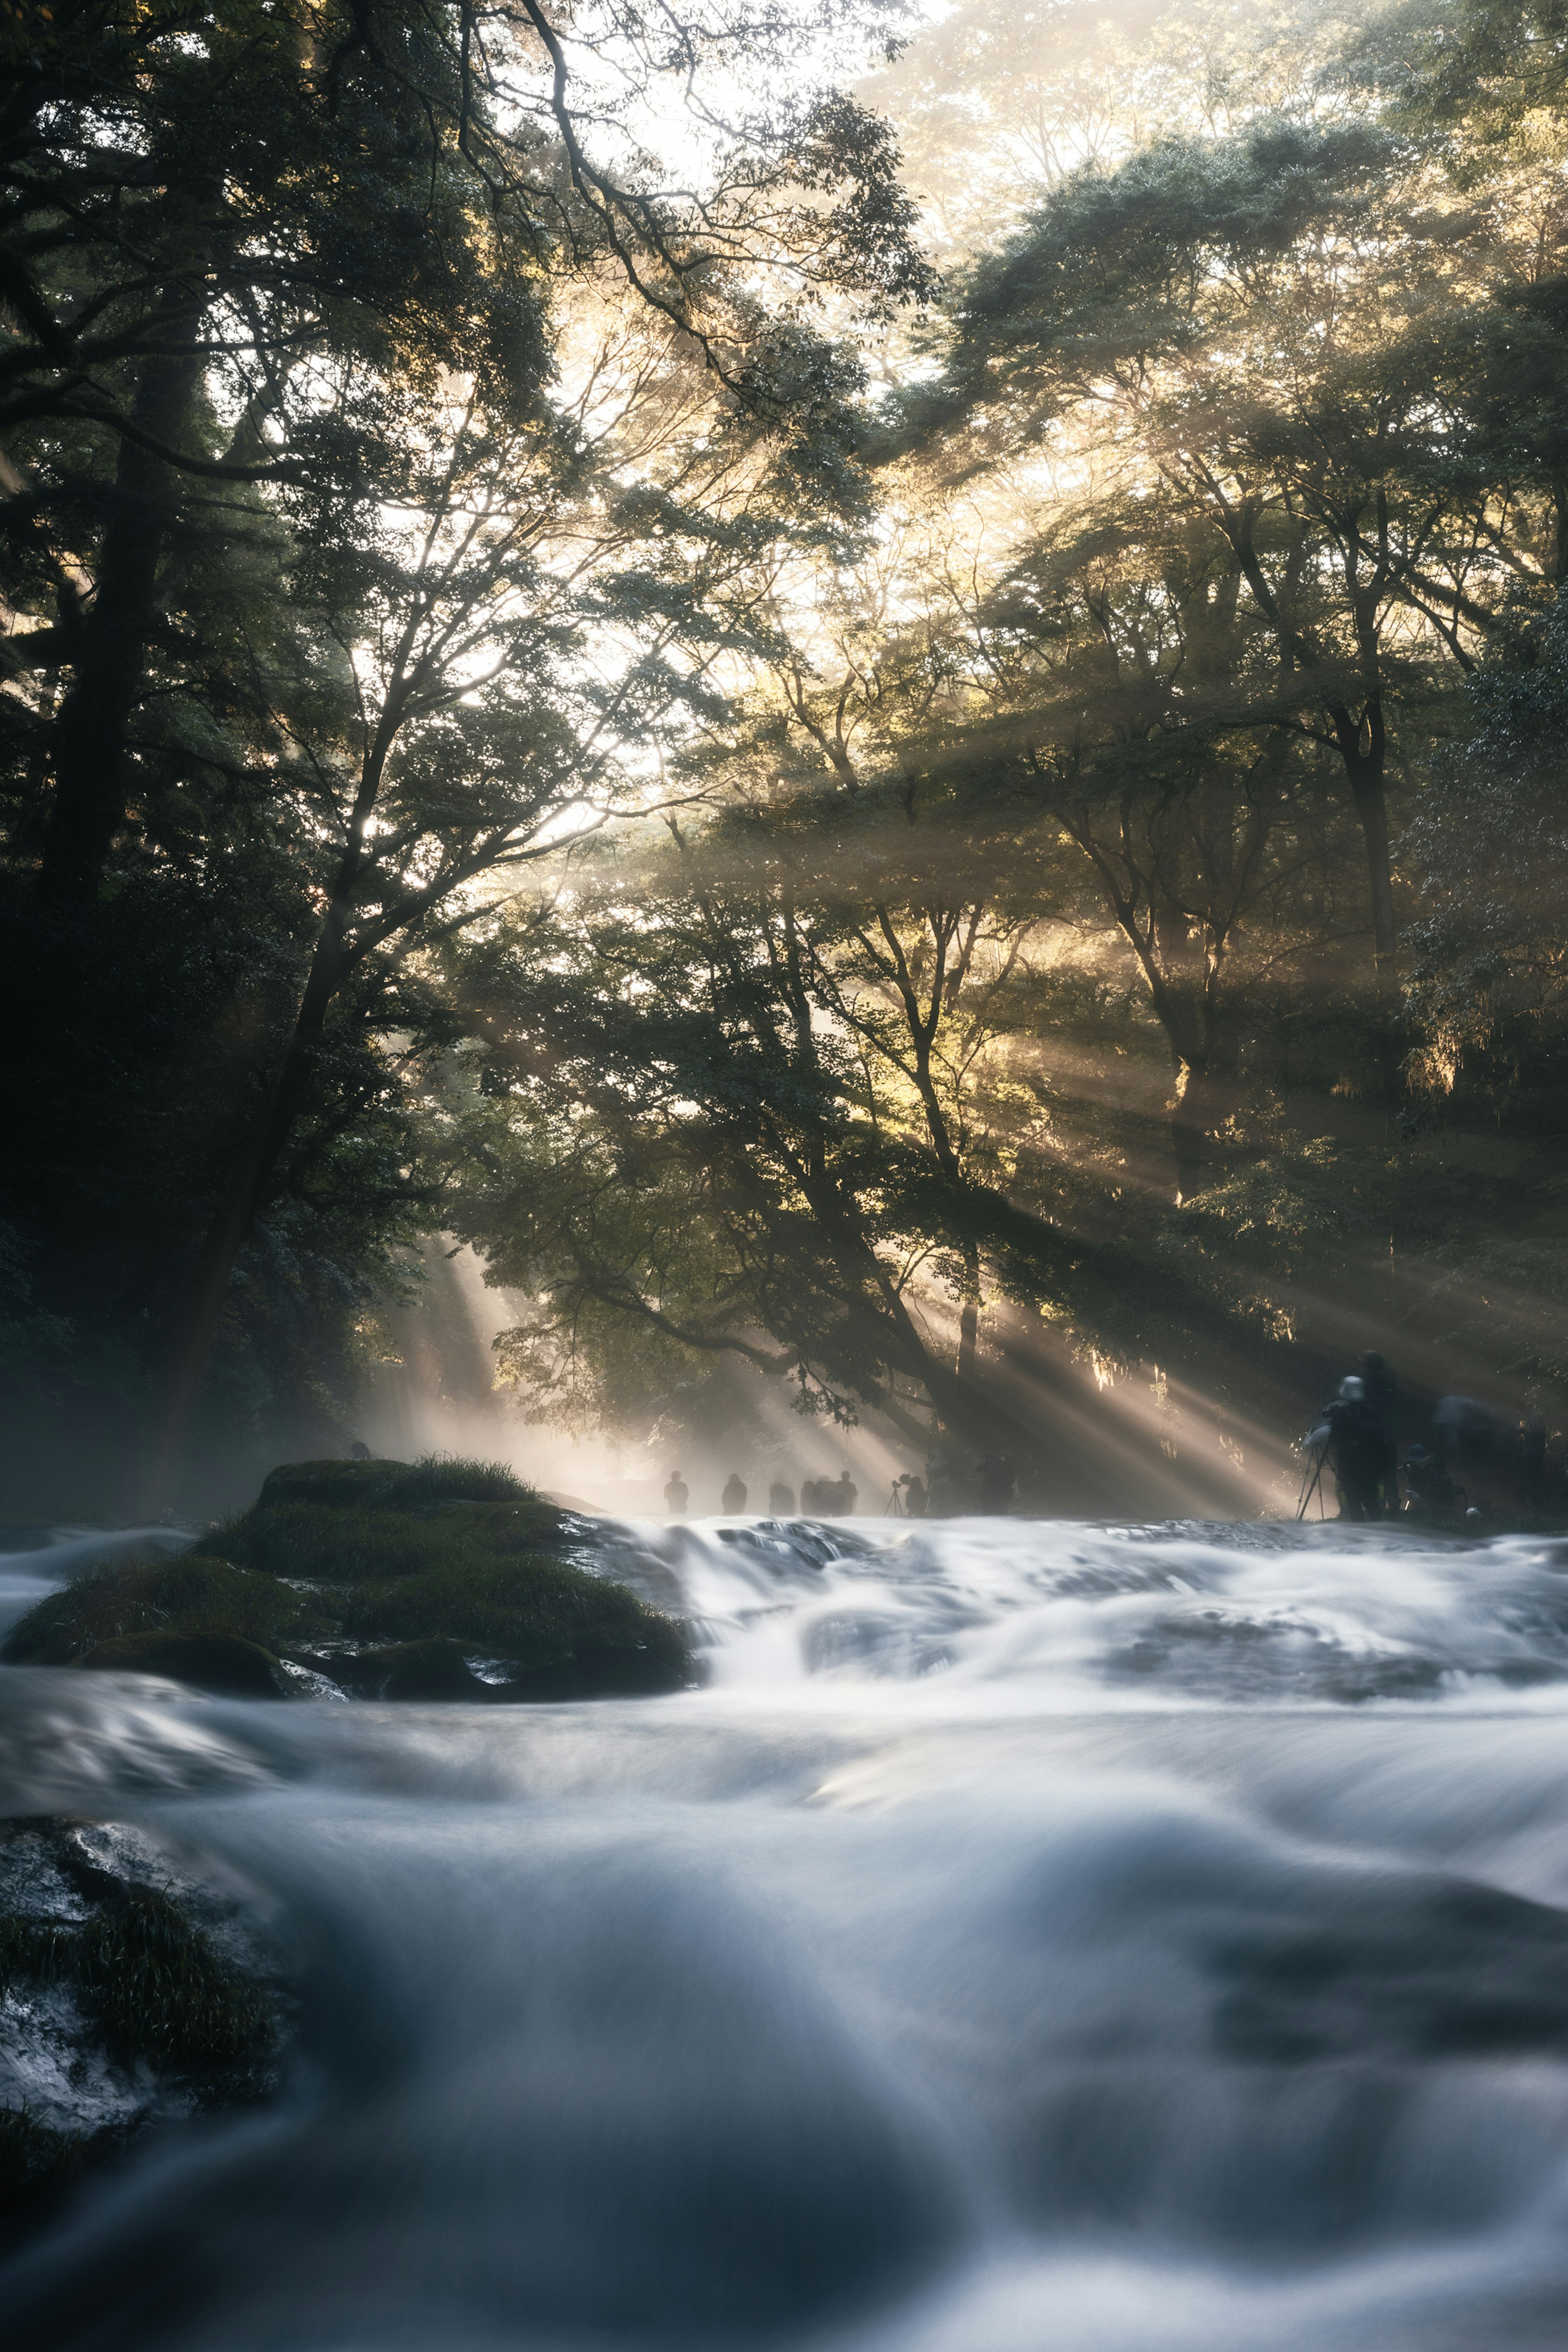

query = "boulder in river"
[{"left": 1, "top": 1454, "right": 693, "bottom": 1702}]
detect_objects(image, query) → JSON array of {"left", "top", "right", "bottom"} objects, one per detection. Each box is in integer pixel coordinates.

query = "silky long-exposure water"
[{"left": 8, "top": 1514, "right": 1568, "bottom": 2350}]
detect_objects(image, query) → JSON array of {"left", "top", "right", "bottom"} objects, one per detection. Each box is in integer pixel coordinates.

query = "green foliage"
[{"left": 0, "top": 0, "right": 927, "bottom": 1520}]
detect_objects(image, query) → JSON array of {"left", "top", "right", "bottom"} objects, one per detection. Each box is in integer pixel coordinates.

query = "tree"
[
  {"left": 0, "top": 0, "right": 934, "bottom": 1508},
  {"left": 902, "top": 117, "right": 1562, "bottom": 1095}
]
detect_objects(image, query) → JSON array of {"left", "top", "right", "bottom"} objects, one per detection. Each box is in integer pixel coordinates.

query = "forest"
[{"left": 3, "top": 0, "right": 1567, "bottom": 1520}]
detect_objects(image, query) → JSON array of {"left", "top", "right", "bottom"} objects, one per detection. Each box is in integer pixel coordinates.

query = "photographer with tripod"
[{"left": 1300, "top": 1376, "right": 1387, "bottom": 1523}]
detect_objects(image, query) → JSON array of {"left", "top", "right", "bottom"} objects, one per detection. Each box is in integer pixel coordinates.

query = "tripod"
[
  {"left": 885, "top": 1483, "right": 906, "bottom": 1517},
  {"left": 1296, "top": 1443, "right": 1329, "bottom": 1521}
]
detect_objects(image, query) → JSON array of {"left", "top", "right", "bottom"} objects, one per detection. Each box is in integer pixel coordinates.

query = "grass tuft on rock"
[
  {"left": 251, "top": 1451, "right": 537, "bottom": 1512},
  {"left": 0, "top": 1912, "right": 76, "bottom": 1987}
]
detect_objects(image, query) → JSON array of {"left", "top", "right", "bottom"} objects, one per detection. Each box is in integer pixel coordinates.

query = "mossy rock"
[
  {"left": 76, "top": 1887, "right": 275, "bottom": 2071},
  {"left": 79, "top": 1631, "right": 287, "bottom": 1699},
  {"left": 4, "top": 1454, "right": 693, "bottom": 1702},
  {"left": 0, "top": 1886, "right": 274, "bottom": 2075},
  {"left": 254, "top": 1457, "right": 406, "bottom": 1508}
]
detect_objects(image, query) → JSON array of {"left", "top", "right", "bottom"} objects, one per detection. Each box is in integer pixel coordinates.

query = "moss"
[
  {"left": 232, "top": 1497, "right": 564, "bottom": 1583},
  {"left": 74, "top": 1888, "right": 274, "bottom": 2071},
  {"left": 336, "top": 1552, "right": 690, "bottom": 1694},
  {"left": 80, "top": 1631, "right": 287, "bottom": 1697},
  {"left": 1, "top": 1552, "right": 316, "bottom": 1667},
  {"left": 0, "top": 1890, "right": 274, "bottom": 2075},
  {"left": 254, "top": 1450, "right": 537, "bottom": 1511}
]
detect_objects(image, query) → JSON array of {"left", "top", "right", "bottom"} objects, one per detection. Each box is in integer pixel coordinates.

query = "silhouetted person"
[
  {"left": 1361, "top": 1351, "right": 1399, "bottom": 1515},
  {"left": 664, "top": 1469, "right": 689, "bottom": 1516},
  {"left": 769, "top": 1478, "right": 796, "bottom": 1515},
  {"left": 722, "top": 1472, "right": 748, "bottom": 1514},
  {"left": 834, "top": 1471, "right": 857, "bottom": 1516},
  {"left": 1434, "top": 1395, "right": 1514, "bottom": 1511},
  {"left": 978, "top": 1452, "right": 1016, "bottom": 1515},
  {"left": 1522, "top": 1410, "right": 1548, "bottom": 1506},
  {"left": 902, "top": 1474, "right": 927, "bottom": 1518},
  {"left": 349, "top": 1440, "right": 371, "bottom": 1461},
  {"left": 1324, "top": 1377, "right": 1384, "bottom": 1523}
]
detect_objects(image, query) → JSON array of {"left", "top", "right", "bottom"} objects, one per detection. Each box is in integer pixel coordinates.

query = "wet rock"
[
  {"left": 1209, "top": 1873, "right": 1568, "bottom": 2065},
  {"left": 0, "top": 1820, "right": 285, "bottom": 2256},
  {"left": 313, "top": 1637, "right": 488, "bottom": 1701}
]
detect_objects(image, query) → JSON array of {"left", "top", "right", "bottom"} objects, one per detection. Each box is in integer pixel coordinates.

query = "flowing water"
[{"left": 8, "top": 1515, "right": 1568, "bottom": 2349}]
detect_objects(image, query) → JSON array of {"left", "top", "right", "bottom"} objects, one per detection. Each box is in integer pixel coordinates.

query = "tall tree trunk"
[
  {"left": 1332, "top": 698, "right": 1403, "bottom": 1107},
  {"left": 957, "top": 1238, "right": 979, "bottom": 1380},
  {"left": 39, "top": 334, "right": 205, "bottom": 902}
]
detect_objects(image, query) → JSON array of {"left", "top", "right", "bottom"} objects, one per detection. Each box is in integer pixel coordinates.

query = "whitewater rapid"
[{"left": 8, "top": 1515, "right": 1568, "bottom": 2349}]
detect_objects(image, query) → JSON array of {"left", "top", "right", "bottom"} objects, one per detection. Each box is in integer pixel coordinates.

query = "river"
[{"left": 7, "top": 1513, "right": 1568, "bottom": 2349}]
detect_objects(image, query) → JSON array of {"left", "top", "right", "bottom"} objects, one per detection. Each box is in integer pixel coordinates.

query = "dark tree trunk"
[
  {"left": 957, "top": 1239, "right": 979, "bottom": 1380},
  {"left": 1169, "top": 1048, "right": 1241, "bottom": 1204},
  {"left": 1331, "top": 697, "right": 1403, "bottom": 1108},
  {"left": 39, "top": 336, "right": 205, "bottom": 903}
]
